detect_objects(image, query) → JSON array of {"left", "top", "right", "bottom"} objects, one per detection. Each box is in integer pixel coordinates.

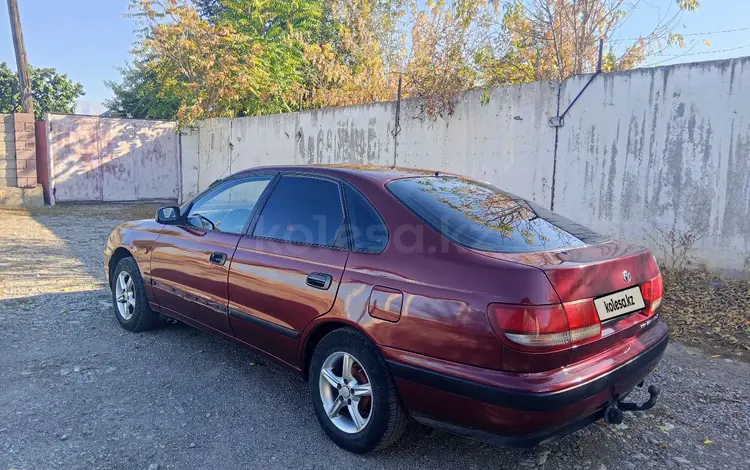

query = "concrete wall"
[
  {"left": 554, "top": 58, "right": 750, "bottom": 269},
  {"left": 0, "top": 113, "right": 36, "bottom": 188},
  {"left": 398, "top": 83, "right": 558, "bottom": 207},
  {"left": 48, "top": 114, "right": 180, "bottom": 203},
  {"left": 181, "top": 81, "right": 559, "bottom": 206},
  {"left": 180, "top": 56, "right": 750, "bottom": 271},
  {"left": 182, "top": 103, "right": 396, "bottom": 201}
]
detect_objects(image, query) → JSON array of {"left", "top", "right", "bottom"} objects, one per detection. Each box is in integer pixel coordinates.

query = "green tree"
[
  {"left": 118, "top": 0, "right": 333, "bottom": 123},
  {"left": 112, "top": 0, "right": 701, "bottom": 125},
  {"left": 211, "top": 0, "right": 328, "bottom": 115},
  {"left": 194, "top": 0, "right": 227, "bottom": 20},
  {"left": 0, "top": 62, "right": 85, "bottom": 120},
  {"left": 104, "top": 63, "right": 181, "bottom": 120}
]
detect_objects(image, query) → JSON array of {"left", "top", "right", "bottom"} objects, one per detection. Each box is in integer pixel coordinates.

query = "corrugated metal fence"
[{"left": 47, "top": 114, "right": 180, "bottom": 203}]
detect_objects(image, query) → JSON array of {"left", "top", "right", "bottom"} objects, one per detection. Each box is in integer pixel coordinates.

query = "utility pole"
[
  {"left": 392, "top": 76, "right": 402, "bottom": 168},
  {"left": 7, "top": 0, "right": 34, "bottom": 116}
]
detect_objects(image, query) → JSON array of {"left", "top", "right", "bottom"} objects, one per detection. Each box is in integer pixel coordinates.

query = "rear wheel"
[
  {"left": 111, "top": 257, "right": 159, "bottom": 332},
  {"left": 309, "top": 328, "right": 406, "bottom": 453}
]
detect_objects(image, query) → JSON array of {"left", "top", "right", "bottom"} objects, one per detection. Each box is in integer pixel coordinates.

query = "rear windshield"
[{"left": 387, "top": 176, "right": 608, "bottom": 253}]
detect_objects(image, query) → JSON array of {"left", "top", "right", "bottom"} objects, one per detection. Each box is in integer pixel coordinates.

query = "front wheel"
[
  {"left": 111, "top": 257, "right": 159, "bottom": 332},
  {"left": 309, "top": 328, "right": 406, "bottom": 453}
]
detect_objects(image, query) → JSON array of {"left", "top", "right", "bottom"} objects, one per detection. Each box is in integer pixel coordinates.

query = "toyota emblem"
[{"left": 623, "top": 270, "right": 632, "bottom": 283}]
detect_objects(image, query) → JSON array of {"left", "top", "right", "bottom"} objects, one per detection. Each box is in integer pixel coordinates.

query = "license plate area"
[{"left": 594, "top": 286, "right": 645, "bottom": 321}]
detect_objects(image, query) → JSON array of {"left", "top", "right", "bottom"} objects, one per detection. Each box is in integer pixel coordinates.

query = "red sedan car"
[{"left": 104, "top": 165, "right": 667, "bottom": 453}]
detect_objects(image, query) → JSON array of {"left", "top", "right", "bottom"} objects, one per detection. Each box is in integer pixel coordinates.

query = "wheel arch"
[
  {"left": 108, "top": 247, "right": 135, "bottom": 287},
  {"left": 299, "top": 319, "right": 378, "bottom": 381}
]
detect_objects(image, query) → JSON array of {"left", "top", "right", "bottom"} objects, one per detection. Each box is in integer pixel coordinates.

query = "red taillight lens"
[
  {"left": 640, "top": 273, "right": 663, "bottom": 316},
  {"left": 488, "top": 301, "right": 601, "bottom": 351}
]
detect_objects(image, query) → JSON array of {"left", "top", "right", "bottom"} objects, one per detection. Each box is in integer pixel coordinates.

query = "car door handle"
[
  {"left": 306, "top": 273, "right": 333, "bottom": 290},
  {"left": 209, "top": 252, "right": 227, "bottom": 266}
]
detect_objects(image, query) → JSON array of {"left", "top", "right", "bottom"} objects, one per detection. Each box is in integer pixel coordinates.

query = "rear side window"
[
  {"left": 344, "top": 185, "right": 387, "bottom": 252},
  {"left": 253, "top": 176, "right": 345, "bottom": 247},
  {"left": 387, "top": 176, "right": 608, "bottom": 253}
]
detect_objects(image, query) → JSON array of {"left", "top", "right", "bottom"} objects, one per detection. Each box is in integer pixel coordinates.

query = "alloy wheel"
[
  {"left": 114, "top": 271, "right": 136, "bottom": 321},
  {"left": 318, "top": 351, "right": 373, "bottom": 434}
]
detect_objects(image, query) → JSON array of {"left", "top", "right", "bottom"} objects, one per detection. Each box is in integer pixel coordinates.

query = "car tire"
[
  {"left": 309, "top": 327, "right": 407, "bottom": 453},
  {"left": 111, "top": 257, "right": 159, "bottom": 332}
]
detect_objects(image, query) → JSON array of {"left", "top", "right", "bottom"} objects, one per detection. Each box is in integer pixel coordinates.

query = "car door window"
[
  {"left": 344, "top": 185, "right": 387, "bottom": 252},
  {"left": 253, "top": 176, "right": 346, "bottom": 247},
  {"left": 188, "top": 176, "right": 273, "bottom": 234}
]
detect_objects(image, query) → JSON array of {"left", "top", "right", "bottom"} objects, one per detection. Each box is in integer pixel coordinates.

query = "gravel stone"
[{"left": 1, "top": 205, "right": 749, "bottom": 469}]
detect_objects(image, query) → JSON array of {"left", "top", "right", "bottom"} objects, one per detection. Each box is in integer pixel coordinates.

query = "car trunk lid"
[
  {"left": 480, "top": 240, "right": 663, "bottom": 371},
  {"left": 512, "top": 240, "right": 660, "bottom": 302}
]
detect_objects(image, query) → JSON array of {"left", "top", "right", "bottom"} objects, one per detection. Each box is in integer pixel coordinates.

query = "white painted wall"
[
  {"left": 554, "top": 58, "right": 750, "bottom": 269},
  {"left": 398, "top": 82, "right": 558, "bottom": 207},
  {"left": 180, "top": 57, "right": 750, "bottom": 270},
  {"left": 181, "top": 82, "right": 559, "bottom": 206}
]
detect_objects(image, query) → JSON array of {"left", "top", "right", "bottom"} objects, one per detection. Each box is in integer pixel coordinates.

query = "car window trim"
[
  {"left": 247, "top": 172, "right": 351, "bottom": 251},
  {"left": 339, "top": 181, "right": 389, "bottom": 254},
  {"left": 179, "top": 172, "right": 280, "bottom": 235},
  {"left": 179, "top": 171, "right": 278, "bottom": 214},
  {"left": 242, "top": 172, "right": 282, "bottom": 236}
]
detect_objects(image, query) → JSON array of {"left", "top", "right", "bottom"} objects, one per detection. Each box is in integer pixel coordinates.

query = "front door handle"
[
  {"left": 306, "top": 273, "right": 333, "bottom": 290},
  {"left": 209, "top": 252, "right": 227, "bottom": 266}
]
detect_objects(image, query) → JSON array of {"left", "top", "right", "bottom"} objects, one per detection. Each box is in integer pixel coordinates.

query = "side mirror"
[{"left": 156, "top": 206, "right": 181, "bottom": 224}]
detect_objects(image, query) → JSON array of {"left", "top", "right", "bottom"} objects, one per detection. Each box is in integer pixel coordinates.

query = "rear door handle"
[
  {"left": 209, "top": 252, "right": 227, "bottom": 266},
  {"left": 306, "top": 273, "right": 333, "bottom": 290}
]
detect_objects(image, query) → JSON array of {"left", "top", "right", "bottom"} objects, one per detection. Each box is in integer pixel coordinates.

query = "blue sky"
[{"left": 1, "top": 0, "right": 749, "bottom": 114}]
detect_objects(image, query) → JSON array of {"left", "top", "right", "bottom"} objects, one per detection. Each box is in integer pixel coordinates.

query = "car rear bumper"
[{"left": 384, "top": 321, "right": 669, "bottom": 445}]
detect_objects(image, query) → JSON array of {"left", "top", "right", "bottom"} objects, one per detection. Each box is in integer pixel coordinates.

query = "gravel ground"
[{"left": 1, "top": 205, "right": 749, "bottom": 470}]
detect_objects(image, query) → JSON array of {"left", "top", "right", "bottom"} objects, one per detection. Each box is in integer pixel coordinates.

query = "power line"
[
  {"left": 608, "top": 26, "right": 750, "bottom": 44},
  {"left": 644, "top": 43, "right": 750, "bottom": 67},
  {"left": 650, "top": 43, "right": 750, "bottom": 58},
  {"left": 673, "top": 26, "right": 750, "bottom": 37}
]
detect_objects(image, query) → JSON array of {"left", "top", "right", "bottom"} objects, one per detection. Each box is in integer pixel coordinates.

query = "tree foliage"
[
  {"left": 104, "top": 63, "right": 181, "bottom": 120},
  {"left": 486, "top": 0, "right": 701, "bottom": 85},
  {"left": 0, "top": 62, "right": 85, "bottom": 121},
  {"left": 107, "top": 0, "right": 700, "bottom": 124}
]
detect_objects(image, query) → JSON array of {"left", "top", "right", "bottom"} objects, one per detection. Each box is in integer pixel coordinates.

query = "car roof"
[{"left": 232, "top": 164, "right": 460, "bottom": 184}]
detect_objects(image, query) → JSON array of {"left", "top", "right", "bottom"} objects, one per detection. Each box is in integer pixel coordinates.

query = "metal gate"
[{"left": 47, "top": 114, "right": 180, "bottom": 203}]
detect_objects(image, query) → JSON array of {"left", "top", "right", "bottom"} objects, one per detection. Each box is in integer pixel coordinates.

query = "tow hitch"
[{"left": 604, "top": 383, "right": 661, "bottom": 425}]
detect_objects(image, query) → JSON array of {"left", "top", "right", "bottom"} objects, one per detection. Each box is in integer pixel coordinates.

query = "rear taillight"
[
  {"left": 488, "top": 300, "right": 601, "bottom": 352},
  {"left": 640, "top": 273, "right": 663, "bottom": 316}
]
